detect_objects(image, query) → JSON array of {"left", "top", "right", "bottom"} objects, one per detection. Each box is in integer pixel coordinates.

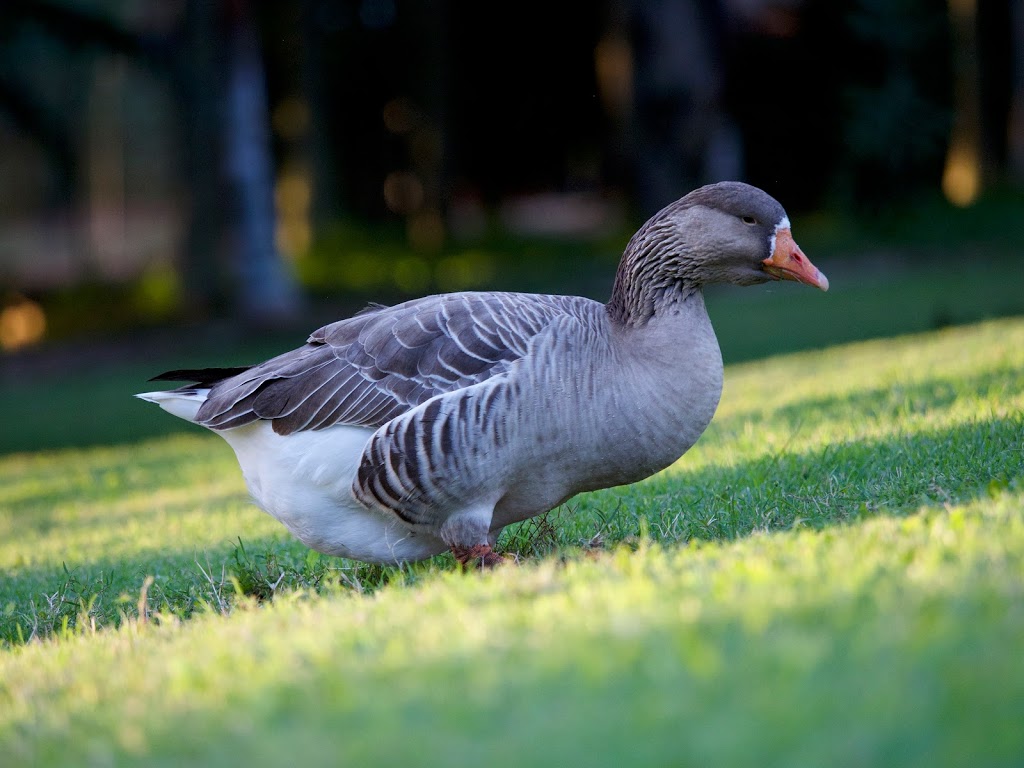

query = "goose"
[{"left": 137, "top": 181, "right": 828, "bottom": 567}]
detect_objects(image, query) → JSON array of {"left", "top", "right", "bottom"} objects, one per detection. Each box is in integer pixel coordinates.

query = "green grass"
[{"left": 1, "top": 317, "right": 1023, "bottom": 765}]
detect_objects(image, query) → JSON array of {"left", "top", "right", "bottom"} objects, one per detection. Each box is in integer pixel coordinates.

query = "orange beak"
[{"left": 762, "top": 228, "right": 829, "bottom": 291}]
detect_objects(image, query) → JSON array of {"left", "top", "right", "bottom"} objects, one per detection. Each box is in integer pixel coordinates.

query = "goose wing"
[
  {"left": 191, "top": 291, "right": 587, "bottom": 434},
  {"left": 349, "top": 305, "right": 588, "bottom": 526}
]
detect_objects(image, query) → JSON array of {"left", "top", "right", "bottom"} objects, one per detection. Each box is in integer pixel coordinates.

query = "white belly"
[{"left": 219, "top": 422, "right": 447, "bottom": 563}]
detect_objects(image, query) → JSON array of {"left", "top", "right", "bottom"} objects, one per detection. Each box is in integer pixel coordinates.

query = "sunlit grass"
[
  {"left": 0, "top": 435, "right": 263, "bottom": 567},
  {"left": 0, "top": 317, "right": 1022, "bottom": 765},
  {"left": 694, "top": 317, "right": 1022, "bottom": 463},
  {"left": 1, "top": 491, "right": 1022, "bottom": 766}
]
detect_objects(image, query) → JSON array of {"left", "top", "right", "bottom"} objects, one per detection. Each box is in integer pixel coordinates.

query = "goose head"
[{"left": 607, "top": 182, "right": 829, "bottom": 326}]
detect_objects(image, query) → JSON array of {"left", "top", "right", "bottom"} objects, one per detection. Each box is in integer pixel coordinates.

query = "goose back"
[{"left": 195, "top": 291, "right": 595, "bottom": 434}]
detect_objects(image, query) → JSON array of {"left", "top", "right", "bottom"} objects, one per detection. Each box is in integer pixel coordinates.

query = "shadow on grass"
[
  {"left": 0, "top": 530, "right": 428, "bottom": 646},
  {"left": 529, "top": 411, "right": 1024, "bottom": 554},
  {"left": 0, "top": 332, "right": 295, "bottom": 457},
  {"left": 3, "top": 411, "right": 1021, "bottom": 645}
]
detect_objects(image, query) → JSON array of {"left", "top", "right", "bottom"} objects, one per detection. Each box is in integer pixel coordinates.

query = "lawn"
[{"left": 1, "top": 316, "right": 1022, "bottom": 766}]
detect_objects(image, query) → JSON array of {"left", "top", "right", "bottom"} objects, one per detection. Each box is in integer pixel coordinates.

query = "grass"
[
  {"left": 2, "top": 502, "right": 1023, "bottom": 766},
  {"left": 1, "top": 316, "right": 1022, "bottom": 765}
]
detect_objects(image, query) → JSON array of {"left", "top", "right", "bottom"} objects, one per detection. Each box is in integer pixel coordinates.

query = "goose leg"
[
  {"left": 441, "top": 507, "right": 505, "bottom": 569},
  {"left": 450, "top": 543, "right": 506, "bottom": 569}
]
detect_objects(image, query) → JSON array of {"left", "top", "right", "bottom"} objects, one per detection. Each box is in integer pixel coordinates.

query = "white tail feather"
[{"left": 135, "top": 389, "right": 210, "bottom": 423}]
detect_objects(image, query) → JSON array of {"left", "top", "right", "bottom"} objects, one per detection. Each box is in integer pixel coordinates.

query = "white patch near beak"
[{"left": 767, "top": 216, "right": 792, "bottom": 257}]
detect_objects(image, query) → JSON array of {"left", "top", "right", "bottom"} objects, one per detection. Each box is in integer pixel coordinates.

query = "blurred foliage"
[
  {"left": 26, "top": 268, "right": 181, "bottom": 341},
  {"left": 838, "top": 0, "right": 952, "bottom": 208},
  {"left": 2, "top": 0, "right": 1019, "bottom": 342},
  {"left": 4, "top": 182, "right": 1022, "bottom": 351},
  {"left": 299, "top": 218, "right": 624, "bottom": 304},
  {"left": 798, "top": 184, "right": 1024, "bottom": 254}
]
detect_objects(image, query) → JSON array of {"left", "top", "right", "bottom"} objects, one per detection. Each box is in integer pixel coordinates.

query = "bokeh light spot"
[{"left": 1, "top": 296, "right": 46, "bottom": 350}]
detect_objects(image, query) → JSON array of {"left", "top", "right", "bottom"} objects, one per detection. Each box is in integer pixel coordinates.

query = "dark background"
[{"left": 0, "top": 0, "right": 1021, "bottom": 348}]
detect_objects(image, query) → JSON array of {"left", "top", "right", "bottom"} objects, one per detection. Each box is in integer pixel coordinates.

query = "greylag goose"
[{"left": 137, "top": 182, "right": 828, "bottom": 567}]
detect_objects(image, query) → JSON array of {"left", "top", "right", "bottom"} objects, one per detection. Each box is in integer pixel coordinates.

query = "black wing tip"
[{"left": 148, "top": 366, "right": 252, "bottom": 385}]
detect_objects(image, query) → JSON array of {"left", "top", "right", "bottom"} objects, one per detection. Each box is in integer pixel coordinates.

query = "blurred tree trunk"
[
  {"left": 224, "top": 1, "right": 301, "bottom": 321},
  {"left": 628, "top": 0, "right": 742, "bottom": 215},
  {"left": 944, "top": 0, "right": 983, "bottom": 204},
  {"left": 176, "top": 0, "right": 226, "bottom": 315},
  {"left": 1010, "top": 0, "right": 1024, "bottom": 181},
  {"left": 299, "top": 0, "right": 343, "bottom": 232},
  {"left": 175, "top": 0, "right": 301, "bottom": 322}
]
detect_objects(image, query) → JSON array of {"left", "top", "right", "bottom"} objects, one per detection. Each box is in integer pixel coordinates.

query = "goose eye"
[{"left": 741, "top": 215, "right": 757, "bottom": 226}]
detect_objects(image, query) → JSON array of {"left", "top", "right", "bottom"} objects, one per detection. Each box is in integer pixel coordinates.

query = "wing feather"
[{"left": 192, "top": 292, "right": 596, "bottom": 434}]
